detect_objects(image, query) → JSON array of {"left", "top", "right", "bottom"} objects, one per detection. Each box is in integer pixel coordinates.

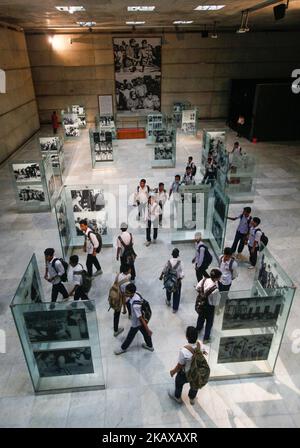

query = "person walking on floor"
[
  {"left": 168, "top": 326, "right": 208, "bottom": 405},
  {"left": 145, "top": 193, "right": 160, "bottom": 246},
  {"left": 116, "top": 222, "right": 136, "bottom": 281},
  {"left": 79, "top": 219, "right": 103, "bottom": 277},
  {"left": 112, "top": 264, "right": 132, "bottom": 337},
  {"left": 182, "top": 166, "right": 195, "bottom": 186},
  {"left": 160, "top": 248, "right": 184, "bottom": 313},
  {"left": 247, "top": 217, "right": 263, "bottom": 270},
  {"left": 68, "top": 255, "right": 94, "bottom": 311},
  {"left": 195, "top": 269, "right": 222, "bottom": 343},
  {"left": 169, "top": 174, "right": 181, "bottom": 199},
  {"left": 44, "top": 248, "right": 69, "bottom": 307},
  {"left": 134, "top": 178, "right": 150, "bottom": 221},
  {"left": 192, "top": 232, "right": 212, "bottom": 282},
  {"left": 154, "top": 182, "right": 167, "bottom": 227},
  {"left": 114, "top": 283, "right": 154, "bottom": 355},
  {"left": 227, "top": 207, "right": 252, "bottom": 258},
  {"left": 187, "top": 156, "right": 197, "bottom": 177},
  {"left": 218, "top": 247, "right": 238, "bottom": 292},
  {"left": 51, "top": 111, "right": 59, "bottom": 135}
]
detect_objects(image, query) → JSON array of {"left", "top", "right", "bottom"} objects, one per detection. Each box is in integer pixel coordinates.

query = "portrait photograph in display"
[
  {"left": 77, "top": 116, "right": 87, "bottom": 128},
  {"left": 13, "top": 163, "right": 41, "bottom": 183},
  {"left": 64, "top": 125, "right": 80, "bottom": 137},
  {"left": 24, "top": 309, "right": 89, "bottom": 343},
  {"left": 71, "top": 188, "right": 106, "bottom": 212},
  {"left": 18, "top": 185, "right": 45, "bottom": 203},
  {"left": 34, "top": 347, "right": 94, "bottom": 377},
  {"left": 222, "top": 296, "right": 284, "bottom": 330},
  {"left": 212, "top": 213, "right": 223, "bottom": 249},
  {"left": 74, "top": 211, "right": 108, "bottom": 236},
  {"left": 113, "top": 37, "right": 161, "bottom": 114},
  {"left": 258, "top": 253, "right": 282, "bottom": 290},
  {"left": 39, "top": 137, "right": 60, "bottom": 152},
  {"left": 217, "top": 334, "right": 274, "bottom": 364},
  {"left": 214, "top": 188, "right": 226, "bottom": 223}
]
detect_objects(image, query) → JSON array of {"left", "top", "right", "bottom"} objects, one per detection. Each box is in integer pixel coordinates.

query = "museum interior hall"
[{"left": 1, "top": 0, "right": 300, "bottom": 431}]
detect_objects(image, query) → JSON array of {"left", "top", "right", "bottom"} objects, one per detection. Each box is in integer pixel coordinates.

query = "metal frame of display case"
[
  {"left": 89, "top": 128, "right": 114, "bottom": 168},
  {"left": 10, "top": 254, "right": 105, "bottom": 394}
]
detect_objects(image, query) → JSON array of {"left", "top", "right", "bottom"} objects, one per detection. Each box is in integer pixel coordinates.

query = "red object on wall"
[{"left": 117, "top": 128, "right": 146, "bottom": 139}]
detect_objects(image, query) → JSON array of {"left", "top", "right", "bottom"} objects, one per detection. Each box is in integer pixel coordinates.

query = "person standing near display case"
[
  {"left": 182, "top": 166, "right": 196, "bottom": 186},
  {"left": 134, "top": 178, "right": 150, "bottom": 221},
  {"left": 227, "top": 206, "right": 252, "bottom": 258},
  {"left": 218, "top": 247, "right": 239, "bottom": 292},
  {"left": 51, "top": 111, "right": 59, "bottom": 135},
  {"left": 79, "top": 219, "right": 103, "bottom": 277},
  {"left": 145, "top": 193, "right": 160, "bottom": 246},
  {"left": 44, "top": 248, "right": 69, "bottom": 308},
  {"left": 154, "top": 182, "right": 167, "bottom": 226},
  {"left": 116, "top": 222, "right": 136, "bottom": 281}
]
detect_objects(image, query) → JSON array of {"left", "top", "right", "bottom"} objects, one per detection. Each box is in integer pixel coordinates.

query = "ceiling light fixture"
[
  {"left": 126, "top": 21, "right": 145, "bottom": 25},
  {"left": 195, "top": 5, "right": 225, "bottom": 11},
  {"left": 127, "top": 6, "right": 155, "bottom": 12},
  {"left": 173, "top": 21, "right": 194, "bottom": 25},
  {"left": 55, "top": 6, "right": 85, "bottom": 14},
  {"left": 236, "top": 10, "right": 250, "bottom": 33}
]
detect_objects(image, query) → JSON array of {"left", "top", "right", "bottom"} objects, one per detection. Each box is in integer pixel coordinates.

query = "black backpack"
[
  {"left": 77, "top": 263, "right": 92, "bottom": 293},
  {"left": 198, "top": 244, "right": 213, "bottom": 270},
  {"left": 255, "top": 228, "right": 268, "bottom": 249},
  {"left": 52, "top": 258, "right": 68, "bottom": 282},
  {"left": 191, "top": 163, "right": 197, "bottom": 177},
  {"left": 133, "top": 293, "right": 152, "bottom": 323},
  {"left": 163, "top": 260, "right": 180, "bottom": 293},
  {"left": 195, "top": 279, "right": 217, "bottom": 314},
  {"left": 118, "top": 234, "right": 137, "bottom": 266},
  {"left": 87, "top": 230, "right": 102, "bottom": 253}
]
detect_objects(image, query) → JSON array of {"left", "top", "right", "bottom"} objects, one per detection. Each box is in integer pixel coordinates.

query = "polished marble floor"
[{"left": 0, "top": 122, "right": 300, "bottom": 428}]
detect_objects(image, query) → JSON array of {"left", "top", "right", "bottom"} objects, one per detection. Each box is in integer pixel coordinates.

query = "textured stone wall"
[
  {"left": 26, "top": 31, "right": 300, "bottom": 123},
  {"left": 0, "top": 27, "right": 39, "bottom": 164}
]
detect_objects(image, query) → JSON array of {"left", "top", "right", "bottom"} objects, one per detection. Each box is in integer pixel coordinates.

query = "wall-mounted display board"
[
  {"left": 172, "top": 101, "right": 191, "bottom": 128},
  {"left": 72, "top": 105, "right": 86, "bottom": 128},
  {"left": 181, "top": 109, "right": 198, "bottom": 135},
  {"left": 61, "top": 111, "right": 80, "bottom": 138},
  {"left": 151, "top": 128, "right": 176, "bottom": 168},
  {"left": 10, "top": 254, "right": 105, "bottom": 394},
  {"left": 89, "top": 129, "right": 114, "bottom": 168}
]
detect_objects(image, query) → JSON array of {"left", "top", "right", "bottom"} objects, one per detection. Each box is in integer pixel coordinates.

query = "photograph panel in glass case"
[
  {"left": 64, "top": 125, "right": 80, "bottom": 137},
  {"left": 74, "top": 211, "right": 108, "bottom": 236},
  {"left": 71, "top": 188, "right": 106, "bottom": 212},
  {"left": 211, "top": 212, "right": 223, "bottom": 250},
  {"left": 222, "top": 295, "right": 284, "bottom": 330},
  {"left": 99, "top": 116, "right": 114, "bottom": 126},
  {"left": 217, "top": 334, "right": 274, "bottom": 364},
  {"left": 55, "top": 194, "right": 71, "bottom": 257},
  {"left": 13, "top": 163, "right": 41, "bottom": 183},
  {"left": 258, "top": 253, "right": 283, "bottom": 290},
  {"left": 17, "top": 184, "right": 45, "bottom": 203},
  {"left": 24, "top": 309, "right": 89, "bottom": 343},
  {"left": 34, "top": 347, "right": 94, "bottom": 377},
  {"left": 39, "top": 137, "right": 60, "bottom": 152},
  {"left": 77, "top": 116, "right": 87, "bottom": 128},
  {"left": 13, "top": 264, "right": 43, "bottom": 305},
  {"left": 72, "top": 105, "right": 85, "bottom": 115},
  {"left": 214, "top": 188, "right": 226, "bottom": 223}
]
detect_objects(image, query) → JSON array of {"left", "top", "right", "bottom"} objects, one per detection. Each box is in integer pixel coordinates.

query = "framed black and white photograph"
[
  {"left": 56, "top": 195, "right": 71, "bottom": 253},
  {"left": 222, "top": 295, "right": 284, "bottom": 330},
  {"left": 64, "top": 125, "right": 80, "bottom": 137},
  {"left": 154, "top": 145, "right": 173, "bottom": 160},
  {"left": 217, "top": 334, "right": 274, "bottom": 364},
  {"left": 72, "top": 105, "right": 85, "bottom": 115},
  {"left": 34, "top": 347, "right": 94, "bottom": 377},
  {"left": 13, "top": 163, "right": 41, "bottom": 183},
  {"left": 99, "top": 116, "right": 114, "bottom": 127},
  {"left": 47, "top": 174, "right": 55, "bottom": 198},
  {"left": 63, "top": 113, "right": 78, "bottom": 126},
  {"left": 113, "top": 37, "right": 161, "bottom": 114},
  {"left": 212, "top": 213, "right": 223, "bottom": 249},
  {"left": 214, "top": 188, "right": 226, "bottom": 223},
  {"left": 15, "top": 264, "right": 43, "bottom": 304},
  {"left": 39, "top": 137, "right": 60, "bottom": 152},
  {"left": 71, "top": 189, "right": 106, "bottom": 212},
  {"left": 258, "top": 253, "right": 282, "bottom": 290},
  {"left": 24, "top": 309, "right": 89, "bottom": 343},
  {"left": 74, "top": 211, "right": 108, "bottom": 236},
  {"left": 77, "top": 116, "right": 86, "bottom": 128},
  {"left": 17, "top": 185, "right": 45, "bottom": 203}
]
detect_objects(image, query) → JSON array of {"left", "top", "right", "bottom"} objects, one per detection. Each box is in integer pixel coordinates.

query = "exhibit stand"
[
  {"left": 208, "top": 245, "right": 296, "bottom": 379},
  {"left": 89, "top": 129, "right": 114, "bottom": 168},
  {"left": 172, "top": 101, "right": 191, "bottom": 128},
  {"left": 206, "top": 186, "right": 230, "bottom": 257},
  {"left": 95, "top": 114, "right": 117, "bottom": 139},
  {"left": 72, "top": 105, "right": 86, "bottom": 128},
  {"left": 181, "top": 109, "right": 198, "bottom": 135},
  {"left": 10, "top": 154, "right": 62, "bottom": 212},
  {"left": 10, "top": 254, "right": 105, "bottom": 394},
  {"left": 146, "top": 113, "right": 165, "bottom": 143},
  {"left": 151, "top": 127, "right": 176, "bottom": 168},
  {"left": 39, "top": 136, "right": 65, "bottom": 177},
  {"left": 61, "top": 110, "right": 80, "bottom": 139},
  {"left": 225, "top": 152, "right": 256, "bottom": 203}
]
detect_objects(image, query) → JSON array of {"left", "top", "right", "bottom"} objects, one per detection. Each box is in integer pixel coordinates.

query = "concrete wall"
[
  {"left": 26, "top": 31, "right": 300, "bottom": 123},
  {"left": 0, "top": 27, "right": 39, "bottom": 164}
]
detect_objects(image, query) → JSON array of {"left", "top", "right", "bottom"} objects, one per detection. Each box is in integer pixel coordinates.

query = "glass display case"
[
  {"left": 201, "top": 129, "right": 227, "bottom": 175},
  {"left": 172, "top": 101, "right": 191, "bottom": 128},
  {"left": 181, "top": 109, "right": 198, "bottom": 135},
  {"left": 39, "top": 136, "right": 65, "bottom": 176},
  {"left": 54, "top": 188, "right": 72, "bottom": 260},
  {"left": 151, "top": 127, "right": 176, "bottom": 168},
  {"left": 72, "top": 105, "right": 86, "bottom": 128},
  {"left": 95, "top": 114, "right": 116, "bottom": 139},
  {"left": 206, "top": 186, "right": 230, "bottom": 256},
  {"left": 10, "top": 254, "right": 105, "bottom": 394},
  {"left": 61, "top": 110, "right": 80, "bottom": 139},
  {"left": 89, "top": 128, "right": 114, "bottom": 168},
  {"left": 226, "top": 152, "right": 256, "bottom": 202},
  {"left": 146, "top": 113, "right": 165, "bottom": 143}
]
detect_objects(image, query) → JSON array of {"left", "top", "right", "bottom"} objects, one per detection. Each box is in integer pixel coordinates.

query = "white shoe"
[
  {"left": 114, "top": 348, "right": 127, "bottom": 355},
  {"left": 93, "top": 269, "right": 103, "bottom": 277},
  {"left": 142, "top": 343, "right": 154, "bottom": 352},
  {"left": 145, "top": 241, "right": 151, "bottom": 247},
  {"left": 248, "top": 265, "right": 255, "bottom": 270},
  {"left": 168, "top": 389, "right": 183, "bottom": 404},
  {"left": 114, "top": 327, "right": 124, "bottom": 337}
]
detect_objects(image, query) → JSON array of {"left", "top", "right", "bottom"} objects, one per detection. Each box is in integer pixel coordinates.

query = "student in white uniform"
[
  {"left": 154, "top": 182, "right": 167, "bottom": 226},
  {"left": 218, "top": 247, "right": 238, "bottom": 292},
  {"left": 145, "top": 193, "right": 160, "bottom": 246},
  {"left": 160, "top": 248, "right": 184, "bottom": 313},
  {"left": 227, "top": 206, "right": 252, "bottom": 257},
  {"left": 134, "top": 178, "right": 150, "bottom": 220},
  {"left": 79, "top": 219, "right": 102, "bottom": 277},
  {"left": 116, "top": 222, "right": 136, "bottom": 281},
  {"left": 44, "top": 248, "right": 69, "bottom": 307},
  {"left": 68, "top": 255, "right": 94, "bottom": 311},
  {"left": 247, "top": 217, "right": 263, "bottom": 269},
  {"left": 113, "top": 264, "right": 132, "bottom": 337}
]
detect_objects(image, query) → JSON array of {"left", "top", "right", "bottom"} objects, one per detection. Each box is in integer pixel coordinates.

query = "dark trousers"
[
  {"left": 218, "top": 282, "right": 231, "bottom": 292},
  {"left": 53, "top": 128, "right": 58, "bottom": 135},
  {"left": 121, "top": 325, "right": 153, "bottom": 350},
  {"left": 175, "top": 370, "right": 198, "bottom": 400},
  {"left": 74, "top": 286, "right": 89, "bottom": 301},
  {"left": 51, "top": 282, "right": 69, "bottom": 302},
  {"left": 231, "top": 231, "right": 247, "bottom": 254},
  {"left": 120, "top": 256, "right": 136, "bottom": 281},
  {"left": 166, "top": 281, "right": 182, "bottom": 311},
  {"left": 137, "top": 201, "right": 146, "bottom": 219},
  {"left": 248, "top": 245, "right": 259, "bottom": 267},
  {"left": 196, "top": 266, "right": 210, "bottom": 282},
  {"left": 113, "top": 302, "right": 132, "bottom": 332},
  {"left": 146, "top": 220, "right": 158, "bottom": 242},
  {"left": 196, "top": 304, "right": 215, "bottom": 340},
  {"left": 86, "top": 254, "right": 101, "bottom": 277},
  {"left": 159, "top": 201, "right": 163, "bottom": 225}
]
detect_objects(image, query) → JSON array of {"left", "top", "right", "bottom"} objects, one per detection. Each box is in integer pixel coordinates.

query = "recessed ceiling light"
[
  {"left": 77, "top": 21, "right": 96, "bottom": 27},
  {"left": 126, "top": 21, "right": 146, "bottom": 25},
  {"left": 127, "top": 6, "right": 155, "bottom": 12},
  {"left": 55, "top": 6, "right": 85, "bottom": 14},
  {"left": 173, "top": 21, "right": 194, "bottom": 25},
  {"left": 194, "top": 5, "right": 225, "bottom": 11}
]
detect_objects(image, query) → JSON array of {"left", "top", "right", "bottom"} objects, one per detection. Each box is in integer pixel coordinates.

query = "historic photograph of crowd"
[
  {"left": 24, "top": 309, "right": 89, "bottom": 343},
  {"left": 55, "top": 196, "right": 71, "bottom": 251},
  {"left": 13, "top": 163, "right": 41, "bottom": 183},
  {"left": 218, "top": 334, "right": 274, "bottom": 364},
  {"left": 113, "top": 37, "right": 161, "bottom": 113},
  {"left": 222, "top": 296, "right": 283, "bottom": 330},
  {"left": 39, "top": 137, "right": 60, "bottom": 152},
  {"left": 18, "top": 185, "right": 45, "bottom": 203},
  {"left": 212, "top": 213, "right": 223, "bottom": 249},
  {"left": 258, "top": 253, "right": 282, "bottom": 290},
  {"left": 214, "top": 187, "right": 227, "bottom": 223},
  {"left": 34, "top": 347, "right": 94, "bottom": 377},
  {"left": 92, "top": 131, "right": 113, "bottom": 161},
  {"left": 71, "top": 189, "right": 106, "bottom": 212},
  {"left": 64, "top": 125, "right": 80, "bottom": 137}
]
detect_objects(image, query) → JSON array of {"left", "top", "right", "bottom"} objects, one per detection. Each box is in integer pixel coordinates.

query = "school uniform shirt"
[
  {"left": 219, "top": 256, "right": 238, "bottom": 286},
  {"left": 84, "top": 228, "right": 99, "bottom": 255},
  {"left": 194, "top": 242, "right": 206, "bottom": 269},
  {"left": 248, "top": 226, "right": 262, "bottom": 249},
  {"left": 196, "top": 278, "right": 221, "bottom": 307},
  {"left": 145, "top": 201, "right": 160, "bottom": 222},
  {"left": 156, "top": 190, "right": 167, "bottom": 207},
  {"left": 162, "top": 258, "right": 184, "bottom": 280},
  {"left": 178, "top": 342, "right": 206, "bottom": 373},
  {"left": 236, "top": 214, "right": 251, "bottom": 235},
  {"left": 67, "top": 263, "right": 83, "bottom": 287},
  {"left": 47, "top": 258, "right": 65, "bottom": 285},
  {"left": 116, "top": 231, "right": 134, "bottom": 256},
  {"left": 170, "top": 181, "right": 181, "bottom": 193},
  {"left": 117, "top": 272, "right": 131, "bottom": 295},
  {"left": 182, "top": 174, "right": 195, "bottom": 186},
  {"left": 135, "top": 185, "right": 149, "bottom": 204},
  {"left": 129, "top": 293, "right": 143, "bottom": 328}
]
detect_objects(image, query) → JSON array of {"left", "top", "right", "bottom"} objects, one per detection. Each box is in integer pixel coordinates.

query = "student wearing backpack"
[
  {"left": 195, "top": 269, "right": 222, "bottom": 343},
  {"left": 218, "top": 247, "right": 238, "bottom": 291},
  {"left": 168, "top": 174, "right": 181, "bottom": 199},
  {"left": 134, "top": 178, "right": 150, "bottom": 221},
  {"left": 192, "top": 232, "right": 212, "bottom": 282},
  {"left": 112, "top": 264, "right": 132, "bottom": 337},
  {"left": 116, "top": 223, "right": 136, "bottom": 281},
  {"left": 68, "top": 255, "right": 94, "bottom": 311},
  {"left": 246, "top": 217, "right": 263, "bottom": 270},
  {"left": 187, "top": 156, "right": 197, "bottom": 177},
  {"left": 168, "top": 326, "right": 208, "bottom": 405},
  {"left": 159, "top": 248, "right": 184, "bottom": 313},
  {"left": 227, "top": 206, "right": 252, "bottom": 257},
  {"left": 44, "top": 248, "right": 69, "bottom": 307},
  {"left": 114, "top": 283, "right": 153, "bottom": 355},
  {"left": 79, "top": 219, "right": 103, "bottom": 277}
]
